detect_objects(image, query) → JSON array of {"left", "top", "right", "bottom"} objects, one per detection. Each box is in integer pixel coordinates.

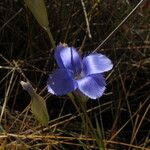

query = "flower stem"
[{"left": 44, "top": 26, "right": 56, "bottom": 49}]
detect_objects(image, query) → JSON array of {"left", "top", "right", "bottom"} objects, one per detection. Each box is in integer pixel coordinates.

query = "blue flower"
[{"left": 47, "top": 44, "right": 113, "bottom": 99}]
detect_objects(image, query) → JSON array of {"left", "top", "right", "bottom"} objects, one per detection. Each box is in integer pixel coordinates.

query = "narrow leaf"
[
  {"left": 24, "top": 0, "right": 56, "bottom": 48},
  {"left": 24, "top": 0, "right": 49, "bottom": 28}
]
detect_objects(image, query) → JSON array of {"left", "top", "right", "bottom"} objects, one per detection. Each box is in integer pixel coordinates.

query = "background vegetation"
[{"left": 0, "top": 0, "right": 149, "bottom": 149}]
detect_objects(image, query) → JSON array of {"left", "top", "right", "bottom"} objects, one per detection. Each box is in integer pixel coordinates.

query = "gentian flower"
[{"left": 47, "top": 44, "right": 113, "bottom": 99}]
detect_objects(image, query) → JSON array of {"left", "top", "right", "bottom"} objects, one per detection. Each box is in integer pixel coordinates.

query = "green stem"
[
  {"left": 68, "top": 93, "right": 95, "bottom": 135},
  {"left": 45, "top": 26, "right": 56, "bottom": 49},
  {"left": 68, "top": 93, "right": 105, "bottom": 149}
]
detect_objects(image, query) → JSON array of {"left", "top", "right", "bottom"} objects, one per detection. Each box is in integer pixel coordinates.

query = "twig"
[
  {"left": 80, "top": 0, "right": 92, "bottom": 38},
  {"left": 93, "top": 0, "right": 145, "bottom": 52},
  {"left": 0, "top": 8, "right": 23, "bottom": 32},
  {"left": 0, "top": 69, "right": 15, "bottom": 123},
  {"left": 109, "top": 95, "right": 150, "bottom": 141}
]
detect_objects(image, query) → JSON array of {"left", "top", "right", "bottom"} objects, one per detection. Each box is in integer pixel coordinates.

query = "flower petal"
[
  {"left": 55, "top": 44, "right": 82, "bottom": 75},
  {"left": 82, "top": 54, "right": 113, "bottom": 75},
  {"left": 77, "top": 74, "right": 106, "bottom": 99},
  {"left": 47, "top": 69, "right": 77, "bottom": 95}
]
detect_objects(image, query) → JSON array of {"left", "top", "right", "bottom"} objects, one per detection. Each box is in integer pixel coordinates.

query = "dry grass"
[{"left": 0, "top": 0, "right": 149, "bottom": 149}]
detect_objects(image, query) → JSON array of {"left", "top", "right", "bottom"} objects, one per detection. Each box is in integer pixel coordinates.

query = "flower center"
[{"left": 74, "top": 71, "right": 85, "bottom": 80}]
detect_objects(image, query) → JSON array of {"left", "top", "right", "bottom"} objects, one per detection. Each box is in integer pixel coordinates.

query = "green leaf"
[
  {"left": 24, "top": 0, "right": 49, "bottom": 28},
  {"left": 20, "top": 81, "right": 49, "bottom": 126},
  {"left": 31, "top": 92, "right": 49, "bottom": 126},
  {"left": 24, "top": 0, "right": 56, "bottom": 49}
]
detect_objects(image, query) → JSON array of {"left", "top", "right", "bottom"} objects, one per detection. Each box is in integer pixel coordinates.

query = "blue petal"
[
  {"left": 77, "top": 74, "right": 106, "bottom": 99},
  {"left": 55, "top": 44, "right": 82, "bottom": 75},
  {"left": 82, "top": 54, "right": 113, "bottom": 75},
  {"left": 47, "top": 69, "right": 77, "bottom": 95}
]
